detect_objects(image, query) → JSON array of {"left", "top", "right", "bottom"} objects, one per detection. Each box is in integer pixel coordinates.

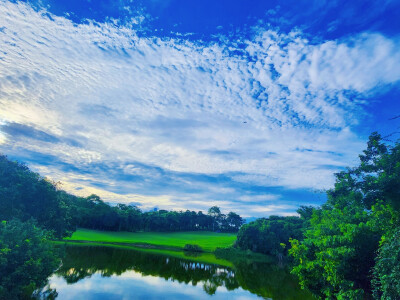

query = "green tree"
[
  {"left": 290, "top": 133, "right": 400, "bottom": 299},
  {"left": 296, "top": 205, "right": 315, "bottom": 221},
  {"left": 237, "top": 216, "right": 304, "bottom": 256},
  {"left": 0, "top": 155, "right": 75, "bottom": 237},
  {"left": 0, "top": 219, "right": 60, "bottom": 299},
  {"left": 373, "top": 227, "right": 400, "bottom": 299},
  {"left": 208, "top": 206, "right": 221, "bottom": 231},
  {"left": 289, "top": 206, "right": 382, "bottom": 298},
  {"left": 226, "top": 212, "right": 244, "bottom": 232}
]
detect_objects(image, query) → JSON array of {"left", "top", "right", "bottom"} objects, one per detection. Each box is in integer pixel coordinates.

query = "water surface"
[{"left": 45, "top": 245, "right": 313, "bottom": 299}]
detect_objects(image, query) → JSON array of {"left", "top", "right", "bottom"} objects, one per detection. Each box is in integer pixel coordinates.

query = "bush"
[{"left": 183, "top": 244, "right": 203, "bottom": 252}]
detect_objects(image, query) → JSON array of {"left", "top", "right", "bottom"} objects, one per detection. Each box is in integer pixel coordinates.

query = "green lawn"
[{"left": 64, "top": 229, "right": 237, "bottom": 252}]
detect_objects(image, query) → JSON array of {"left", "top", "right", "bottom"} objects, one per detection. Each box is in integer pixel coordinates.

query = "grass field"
[{"left": 64, "top": 229, "right": 237, "bottom": 252}]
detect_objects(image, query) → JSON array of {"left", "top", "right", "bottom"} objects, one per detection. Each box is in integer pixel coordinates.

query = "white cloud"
[
  {"left": 239, "top": 194, "right": 280, "bottom": 202},
  {"left": 0, "top": 1, "right": 399, "bottom": 214}
]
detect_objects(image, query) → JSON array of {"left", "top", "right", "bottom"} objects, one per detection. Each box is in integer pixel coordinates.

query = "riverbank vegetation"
[
  {"left": 0, "top": 219, "right": 59, "bottom": 299},
  {"left": 236, "top": 214, "right": 307, "bottom": 257}
]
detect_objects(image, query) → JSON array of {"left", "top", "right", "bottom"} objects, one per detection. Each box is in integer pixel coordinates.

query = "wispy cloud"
[{"left": 0, "top": 1, "right": 399, "bottom": 216}]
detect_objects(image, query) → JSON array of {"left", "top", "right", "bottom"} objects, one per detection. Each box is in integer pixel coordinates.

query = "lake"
[{"left": 41, "top": 245, "right": 314, "bottom": 299}]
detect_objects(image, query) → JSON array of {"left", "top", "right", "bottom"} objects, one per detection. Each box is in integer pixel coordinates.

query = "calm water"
[{"left": 43, "top": 245, "right": 313, "bottom": 299}]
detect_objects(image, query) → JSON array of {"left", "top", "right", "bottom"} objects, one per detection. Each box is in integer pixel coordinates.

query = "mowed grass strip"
[{"left": 65, "top": 229, "right": 237, "bottom": 252}]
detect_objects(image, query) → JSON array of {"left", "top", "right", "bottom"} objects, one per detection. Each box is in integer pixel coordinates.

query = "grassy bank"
[{"left": 64, "top": 229, "right": 237, "bottom": 252}]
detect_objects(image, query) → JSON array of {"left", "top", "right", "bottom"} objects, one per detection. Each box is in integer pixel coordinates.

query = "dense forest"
[{"left": 1, "top": 132, "right": 399, "bottom": 299}]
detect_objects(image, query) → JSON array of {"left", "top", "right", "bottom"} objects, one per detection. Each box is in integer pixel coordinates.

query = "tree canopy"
[
  {"left": 0, "top": 155, "right": 76, "bottom": 237},
  {"left": 0, "top": 219, "right": 59, "bottom": 299},
  {"left": 236, "top": 215, "right": 305, "bottom": 256},
  {"left": 289, "top": 133, "right": 400, "bottom": 299}
]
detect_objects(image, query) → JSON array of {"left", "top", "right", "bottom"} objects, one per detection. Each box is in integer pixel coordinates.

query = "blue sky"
[{"left": 0, "top": 0, "right": 399, "bottom": 217}]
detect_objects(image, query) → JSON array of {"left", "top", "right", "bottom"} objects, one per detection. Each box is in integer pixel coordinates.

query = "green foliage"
[
  {"left": 289, "top": 133, "right": 400, "bottom": 299},
  {"left": 226, "top": 211, "right": 245, "bottom": 232},
  {"left": 183, "top": 244, "right": 203, "bottom": 252},
  {"left": 289, "top": 206, "right": 383, "bottom": 298},
  {"left": 236, "top": 216, "right": 305, "bottom": 256},
  {"left": 0, "top": 155, "right": 76, "bottom": 237},
  {"left": 0, "top": 219, "right": 60, "bottom": 299},
  {"left": 373, "top": 228, "right": 400, "bottom": 299},
  {"left": 296, "top": 206, "right": 314, "bottom": 223},
  {"left": 208, "top": 206, "right": 221, "bottom": 216},
  {"left": 74, "top": 199, "right": 243, "bottom": 233}
]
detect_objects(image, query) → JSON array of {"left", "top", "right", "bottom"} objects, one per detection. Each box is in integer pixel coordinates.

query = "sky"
[{"left": 0, "top": 0, "right": 399, "bottom": 217}]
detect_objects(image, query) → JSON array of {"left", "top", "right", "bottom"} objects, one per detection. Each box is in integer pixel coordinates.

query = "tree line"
[
  {"left": 0, "top": 154, "right": 244, "bottom": 236},
  {"left": 235, "top": 133, "right": 400, "bottom": 299},
  {"left": 72, "top": 197, "right": 243, "bottom": 233}
]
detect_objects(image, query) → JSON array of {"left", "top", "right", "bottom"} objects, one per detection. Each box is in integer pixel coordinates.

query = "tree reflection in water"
[{"left": 53, "top": 245, "right": 313, "bottom": 299}]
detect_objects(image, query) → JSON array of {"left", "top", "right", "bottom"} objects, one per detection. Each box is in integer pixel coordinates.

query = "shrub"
[{"left": 183, "top": 244, "right": 203, "bottom": 252}]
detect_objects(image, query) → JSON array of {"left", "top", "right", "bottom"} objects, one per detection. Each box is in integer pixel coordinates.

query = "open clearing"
[{"left": 64, "top": 229, "right": 237, "bottom": 252}]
